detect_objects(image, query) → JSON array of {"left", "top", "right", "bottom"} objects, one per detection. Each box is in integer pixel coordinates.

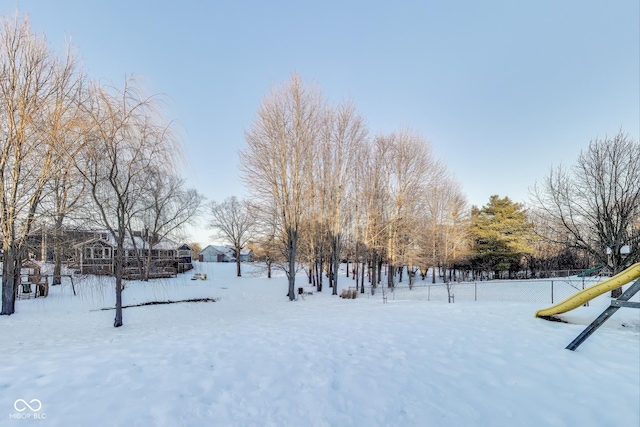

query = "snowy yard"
[{"left": 1, "top": 262, "right": 639, "bottom": 427}]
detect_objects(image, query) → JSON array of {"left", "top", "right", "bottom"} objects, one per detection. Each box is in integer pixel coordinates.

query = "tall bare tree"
[
  {"left": 531, "top": 131, "right": 640, "bottom": 296},
  {"left": 240, "top": 74, "right": 323, "bottom": 300},
  {"left": 317, "top": 101, "right": 367, "bottom": 294},
  {"left": 76, "top": 78, "right": 178, "bottom": 326},
  {"left": 208, "top": 196, "right": 254, "bottom": 277},
  {"left": 422, "top": 162, "right": 469, "bottom": 285},
  {"left": 39, "top": 57, "right": 87, "bottom": 285},
  {"left": 377, "top": 130, "right": 433, "bottom": 288},
  {"left": 1, "top": 14, "right": 81, "bottom": 315}
]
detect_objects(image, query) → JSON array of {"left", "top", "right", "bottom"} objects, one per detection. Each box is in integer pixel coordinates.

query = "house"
[
  {"left": 26, "top": 227, "right": 106, "bottom": 263},
  {"left": 74, "top": 236, "right": 114, "bottom": 275},
  {"left": 198, "top": 245, "right": 254, "bottom": 263},
  {"left": 239, "top": 249, "right": 254, "bottom": 262},
  {"left": 73, "top": 232, "right": 193, "bottom": 276},
  {"left": 176, "top": 244, "right": 193, "bottom": 264},
  {"left": 198, "top": 245, "right": 235, "bottom": 262}
]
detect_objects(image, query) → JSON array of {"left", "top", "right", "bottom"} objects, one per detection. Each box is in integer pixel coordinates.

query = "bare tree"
[
  {"left": 377, "top": 130, "right": 433, "bottom": 289},
  {"left": 531, "top": 131, "right": 640, "bottom": 296},
  {"left": 349, "top": 133, "right": 371, "bottom": 293},
  {"left": 76, "top": 78, "right": 178, "bottom": 326},
  {"left": 208, "top": 196, "right": 254, "bottom": 277},
  {"left": 240, "top": 74, "right": 323, "bottom": 300},
  {"left": 248, "top": 204, "right": 283, "bottom": 279},
  {"left": 421, "top": 160, "right": 448, "bottom": 283},
  {"left": 0, "top": 14, "right": 81, "bottom": 315},
  {"left": 39, "top": 58, "right": 87, "bottom": 285},
  {"left": 316, "top": 100, "right": 367, "bottom": 294},
  {"left": 434, "top": 176, "right": 469, "bottom": 299},
  {"left": 138, "top": 169, "right": 202, "bottom": 280},
  {"left": 361, "top": 136, "right": 389, "bottom": 295},
  {"left": 422, "top": 162, "right": 470, "bottom": 287}
]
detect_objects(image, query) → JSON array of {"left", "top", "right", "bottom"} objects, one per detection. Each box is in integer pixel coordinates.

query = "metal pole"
[{"left": 567, "top": 278, "right": 640, "bottom": 351}]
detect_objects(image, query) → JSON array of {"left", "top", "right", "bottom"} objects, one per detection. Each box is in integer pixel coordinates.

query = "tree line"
[
  {"left": 0, "top": 14, "right": 202, "bottom": 323},
  {"left": 220, "top": 74, "right": 639, "bottom": 300}
]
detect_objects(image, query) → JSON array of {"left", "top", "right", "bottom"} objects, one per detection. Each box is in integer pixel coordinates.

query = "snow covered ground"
[{"left": 1, "top": 262, "right": 639, "bottom": 427}]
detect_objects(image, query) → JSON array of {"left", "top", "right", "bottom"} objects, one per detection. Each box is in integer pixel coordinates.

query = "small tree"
[
  {"left": 139, "top": 169, "right": 202, "bottom": 280},
  {"left": 208, "top": 196, "right": 254, "bottom": 277},
  {"left": 248, "top": 205, "right": 283, "bottom": 279}
]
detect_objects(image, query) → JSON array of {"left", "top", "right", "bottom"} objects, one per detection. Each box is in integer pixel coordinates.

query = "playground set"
[
  {"left": 536, "top": 263, "right": 640, "bottom": 351},
  {"left": 16, "top": 260, "right": 49, "bottom": 299}
]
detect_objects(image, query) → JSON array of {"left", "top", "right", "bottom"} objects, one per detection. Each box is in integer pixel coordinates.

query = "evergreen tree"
[{"left": 470, "top": 195, "right": 535, "bottom": 278}]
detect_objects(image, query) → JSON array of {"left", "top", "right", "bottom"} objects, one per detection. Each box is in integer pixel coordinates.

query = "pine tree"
[{"left": 470, "top": 195, "right": 535, "bottom": 278}]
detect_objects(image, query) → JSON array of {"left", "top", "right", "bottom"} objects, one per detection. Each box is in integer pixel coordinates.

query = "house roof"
[
  {"left": 199, "top": 245, "right": 234, "bottom": 255},
  {"left": 75, "top": 232, "right": 186, "bottom": 251},
  {"left": 198, "top": 245, "right": 252, "bottom": 257},
  {"left": 72, "top": 237, "right": 113, "bottom": 249}
]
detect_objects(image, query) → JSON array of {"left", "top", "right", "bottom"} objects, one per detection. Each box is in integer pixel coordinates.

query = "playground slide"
[{"left": 535, "top": 263, "right": 640, "bottom": 318}]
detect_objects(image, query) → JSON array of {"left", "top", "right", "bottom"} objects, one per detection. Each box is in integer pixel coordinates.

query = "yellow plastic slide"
[{"left": 535, "top": 263, "right": 640, "bottom": 318}]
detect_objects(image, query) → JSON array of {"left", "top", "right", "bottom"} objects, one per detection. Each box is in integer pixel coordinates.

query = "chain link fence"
[{"left": 349, "top": 276, "right": 640, "bottom": 309}]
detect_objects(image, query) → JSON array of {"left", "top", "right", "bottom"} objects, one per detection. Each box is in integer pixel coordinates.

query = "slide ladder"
[{"left": 566, "top": 277, "right": 640, "bottom": 350}]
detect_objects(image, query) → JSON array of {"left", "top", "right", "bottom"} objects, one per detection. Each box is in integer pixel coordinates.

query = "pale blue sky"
[{"left": 4, "top": 1, "right": 639, "bottom": 244}]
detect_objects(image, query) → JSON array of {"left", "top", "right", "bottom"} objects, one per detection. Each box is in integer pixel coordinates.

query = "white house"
[
  {"left": 198, "top": 245, "right": 254, "bottom": 263},
  {"left": 198, "top": 245, "right": 235, "bottom": 262},
  {"left": 239, "top": 249, "right": 254, "bottom": 262}
]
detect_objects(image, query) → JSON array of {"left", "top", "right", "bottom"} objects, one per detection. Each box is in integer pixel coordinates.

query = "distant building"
[
  {"left": 198, "top": 245, "right": 235, "bottom": 262},
  {"left": 239, "top": 249, "right": 254, "bottom": 263},
  {"left": 198, "top": 245, "right": 254, "bottom": 263},
  {"left": 73, "top": 232, "right": 193, "bottom": 276}
]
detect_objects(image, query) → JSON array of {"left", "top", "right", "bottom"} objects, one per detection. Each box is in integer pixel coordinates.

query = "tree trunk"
[
  {"left": 315, "top": 259, "right": 322, "bottom": 292},
  {"left": 53, "top": 217, "right": 64, "bottom": 285},
  {"left": 371, "top": 252, "right": 377, "bottom": 295},
  {"left": 114, "top": 241, "right": 125, "bottom": 327},
  {"left": 1, "top": 245, "right": 19, "bottom": 315},
  {"left": 287, "top": 232, "right": 297, "bottom": 301},
  {"left": 387, "top": 261, "right": 395, "bottom": 289},
  {"left": 331, "top": 234, "right": 339, "bottom": 295},
  {"left": 144, "top": 245, "right": 153, "bottom": 281}
]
